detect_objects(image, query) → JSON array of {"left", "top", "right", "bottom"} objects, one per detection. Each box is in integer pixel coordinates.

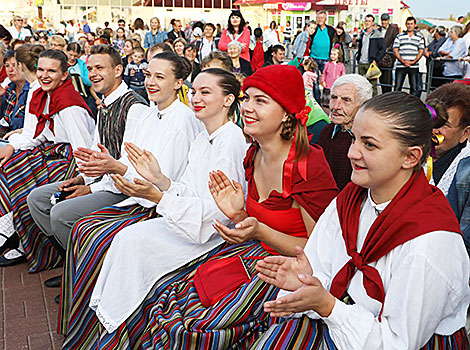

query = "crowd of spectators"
[{"left": 0, "top": 9, "right": 469, "bottom": 350}]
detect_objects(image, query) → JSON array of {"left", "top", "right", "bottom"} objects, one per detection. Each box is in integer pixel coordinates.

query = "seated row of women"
[{"left": 0, "top": 44, "right": 467, "bottom": 349}]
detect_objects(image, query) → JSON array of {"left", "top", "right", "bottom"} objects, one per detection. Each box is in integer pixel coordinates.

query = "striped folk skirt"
[
  {"left": 58, "top": 204, "right": 157, "bottom": 350},
  {"left": 96, "top": 241, "right": 279, "bottom": 350},
  {"left": 250, "top": 316, "right": 470, "bottom": 350},
  {"left": 0, "top": 143, "right": 78, "bottom": 272}
]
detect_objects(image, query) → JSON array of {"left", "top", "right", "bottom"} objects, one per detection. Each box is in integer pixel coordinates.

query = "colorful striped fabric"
[
  {"left": 96, "top": 241, "right": 278, "bottom": 350},
  {"left": 58, "top": 204, "right": 157, "bottom": 350},
  {"left": 251, "top": 317, "right": 469, "bottom": 350},
  {"left": 0, "top": 143, "right": 78, "bottom": 272},
  {"left": 250, "top": 316, "right": 324, "bottom": 350},
  {"left": 422, "top": 328, "right": 470, "bottom": 350}
]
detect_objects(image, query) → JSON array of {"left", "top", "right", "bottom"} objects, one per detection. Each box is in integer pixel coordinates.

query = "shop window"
[
  {"left": 111, "top": 7, "right": 123, "bottom": 20},
  {"left": 222, "top": 0, "right": 231, "bottom": 9},
  {"left": 60, "top": 5, "right": 75, "bottom": 19},
  {"left": 328, "top": 15, "right": 334, "bottom": 26},
  {"left": 204, "top": 0, "right": 211, "bottom": 8},
  {"left": 164, "top": 0, "right": 173, "bottom": 6},
  {"left": 174, "top": 0, "right": 183, "bottom": 6},
  {"left": 213, "top": 0, "right": 221, "bottom": 7},
  {"left": 184, "top": 0, "right": 192, "bottom": 7}
]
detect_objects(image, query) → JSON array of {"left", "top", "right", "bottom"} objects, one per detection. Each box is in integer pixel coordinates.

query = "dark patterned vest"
[{"left": 98, "top": 91, "right": 148, "bottom": 159}]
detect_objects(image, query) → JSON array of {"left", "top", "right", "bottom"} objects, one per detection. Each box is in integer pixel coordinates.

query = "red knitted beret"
[{"left": 242, "top": 65, "right": 306, "bottom": 115}]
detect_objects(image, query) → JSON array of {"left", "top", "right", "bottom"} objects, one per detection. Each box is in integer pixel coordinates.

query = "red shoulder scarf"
[
  {"left": 29, "top": 78, "right": 93, "bottom": 138},
  {"left": 330, "top": 170, "right": 461, "bottom": 320},
  {"left": 243, "top": 143, "right": 338, "bottom": 222}
]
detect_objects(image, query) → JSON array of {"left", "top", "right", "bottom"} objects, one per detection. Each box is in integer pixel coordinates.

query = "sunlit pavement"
[{"left": 1, "top": 262, "right": 63, "bottom": 349}]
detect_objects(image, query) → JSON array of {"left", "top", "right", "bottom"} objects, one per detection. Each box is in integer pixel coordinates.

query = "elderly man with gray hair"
[{"left": 318, "top": 74, "right": 373, "bottom": 190}]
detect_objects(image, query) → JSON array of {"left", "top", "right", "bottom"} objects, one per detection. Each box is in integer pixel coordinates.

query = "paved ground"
[{"left": 1, "top": 262, "right": 63, "bottom": 349}]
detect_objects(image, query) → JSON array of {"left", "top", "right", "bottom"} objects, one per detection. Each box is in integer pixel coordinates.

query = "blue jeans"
[
  {"left": 313, "top": 58, "right": 328, "bottom": 104},
  {"left": 394, "top": 67, "right": 419, "bottom": 97},
  {"left": 283, "top": 39, "right": 291, "bottom": 58}
]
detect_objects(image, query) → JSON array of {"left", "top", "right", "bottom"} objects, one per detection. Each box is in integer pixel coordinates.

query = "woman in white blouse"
[
  {"left": 256, "top": 92, "right": 470, "bottom": 350},
  {"left": 58, "top": 51, "right": 202, "bottom": 349},
  {"left": 87, "top": 68, "right": 250, "bottom": 341},
  {"left": 59, "top": 58, "right": 209, "bottom": 349}
]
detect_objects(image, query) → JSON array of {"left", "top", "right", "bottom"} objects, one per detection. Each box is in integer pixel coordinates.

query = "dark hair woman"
[
  {"left": 333, "top": 22, "right": 353, "bottom": 72},
  {"left": 218, "top": 10, "right": 251, "bottom": 62},
  {"left": 56, "top": 51, "right": 203, "bottom": 349},
  {"left": 84, "top": 69, "right": 251, "bottom": 349},
  {"left": 88, "top": 64, "right": 338, "bottom": 349},
  {"left": 256, "top": 91, "right": 470, "bottom": 349}
]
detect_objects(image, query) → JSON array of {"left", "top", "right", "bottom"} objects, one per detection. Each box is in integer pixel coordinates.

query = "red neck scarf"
[
  {"left": 29, "top": 78, "right": 92, "bottom": 138},
  {"left": 330, "top": 170, "right": 461, "bottom": 320},
  {"left": 0, "top": 66, "right": 6, "bottom": 84}
]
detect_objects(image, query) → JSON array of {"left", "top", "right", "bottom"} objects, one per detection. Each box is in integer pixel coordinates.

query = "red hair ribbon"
[
  {"left": 295, "top": 106, "right": 311, "bottom": 126},
  {"left": 281, "top": 106, "right": 311, "bottom": 198}
]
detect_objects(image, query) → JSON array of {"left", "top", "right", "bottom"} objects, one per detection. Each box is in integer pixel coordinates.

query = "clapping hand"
[
  {"left": 256, "top": 246, "right": 313, "bottom": 292},
  {"left": 76, "top": 143, "right": 124, "bottom": 177},
  {"left": 125, "top": 142, "right": 169, "bottom": 190},
  {"left": 209, "top": 170, "right": 247, "bottom": 223},
  {"left": 212, "top": 216, "right": 260, "bottom": 244},
  {"left": 258, "top": 246, "right": 335, "bottom": 318},
  {"left": 111, "top": 173, "right": 163, "bottom": 203},
  {"left": 263, "top": 274, "right": 335, "bottom": 318},
  {"left": 74, "top": 146, "right": 97, "bottom": 162}
]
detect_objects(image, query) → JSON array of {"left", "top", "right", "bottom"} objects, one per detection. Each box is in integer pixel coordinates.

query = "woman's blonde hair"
[
  {"left": 50, "top": 35, "right": 67, "bottom": 48},
  {"left": 150, "top": 17, "right": 161, "bottom": 31}
]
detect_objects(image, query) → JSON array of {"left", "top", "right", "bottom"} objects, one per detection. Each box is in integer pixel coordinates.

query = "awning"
[
  {"left": 311, "top": 0, "right": 348, "bottom": 10},
  {"left": 234, "top": 0, "right": 347, "bottom": 9},
  {"left": 417, "top": 18, "right": 464, "bottom": 29}
]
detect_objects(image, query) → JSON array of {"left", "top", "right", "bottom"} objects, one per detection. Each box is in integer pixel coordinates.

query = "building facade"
[
  {"left": 237, "top": 0, "right": 407, "bottom": 39},
  {"left": 1, "top": 0, "right": 235, "bottom": 30}
]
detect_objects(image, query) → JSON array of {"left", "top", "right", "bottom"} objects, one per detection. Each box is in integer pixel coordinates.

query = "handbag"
[{"left": 193, "top": 255, "right": 263, "bottom": 308}]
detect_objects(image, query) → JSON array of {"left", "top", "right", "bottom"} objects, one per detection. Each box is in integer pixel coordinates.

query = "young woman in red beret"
[
  {"left": 254, "top": 92, "right": 470, "bottom": 349},
  {"left": 94, "top": 65, "right": 338, "bottom": 349}
]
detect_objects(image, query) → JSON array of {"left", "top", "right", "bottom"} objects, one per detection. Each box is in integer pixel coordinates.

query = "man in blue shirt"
[
  {"left": 81, "top": 19, "right": 91, "bottom": 34},
  {"left": 310, "top": 10, "right": 336, "bottom": 103}
]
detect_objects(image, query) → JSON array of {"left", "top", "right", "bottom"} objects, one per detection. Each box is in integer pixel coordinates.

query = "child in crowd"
[
  {"left": 321, "top": 47, "right": 345, "bottom": 106},
  {"left": 124, "top": 46, "right": 147, "bottom": 97},
  {"left": 302, "top": 56, "right": 318, "bottom": 93},
  {"left": 112, "top": 27, "right": 126, "bottom": 56},
  {"left": 250, "top": 27, "right": 264, "bottom": 72}
]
